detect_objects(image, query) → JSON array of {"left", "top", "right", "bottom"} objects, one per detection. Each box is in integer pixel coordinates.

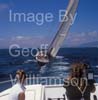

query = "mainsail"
[{"left": 48, "top": 0, "right": 79, "bottom": 58}]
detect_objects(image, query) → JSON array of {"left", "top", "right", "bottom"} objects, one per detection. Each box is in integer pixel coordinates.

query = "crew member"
[
  {"left": 63, "top": 62, "right": 96, "bottom": 100},
  {"left": 9, "top": 70, "right": 26, "bottom": 100}
]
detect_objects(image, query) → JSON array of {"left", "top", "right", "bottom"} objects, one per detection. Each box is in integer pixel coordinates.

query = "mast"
[{"left": 48, "top": 0, "right": 79, "bottom": 58}]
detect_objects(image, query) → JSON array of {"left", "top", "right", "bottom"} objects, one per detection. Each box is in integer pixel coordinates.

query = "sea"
[{"left": 0, "top": 47, "right": 98, "bottom": 92}]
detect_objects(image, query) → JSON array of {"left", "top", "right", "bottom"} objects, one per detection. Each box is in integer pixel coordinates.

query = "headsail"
[{"left": 48, "top": 0, "right": 79, "bottom": 58}]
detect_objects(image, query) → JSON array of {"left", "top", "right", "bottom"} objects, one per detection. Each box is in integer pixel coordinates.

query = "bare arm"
[{"left": 18, "top": 92, "right": 25, "bottom": 100}]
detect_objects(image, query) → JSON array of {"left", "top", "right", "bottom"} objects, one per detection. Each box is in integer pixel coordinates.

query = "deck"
[{"left": 0, "top": 84, "right": 98, "bottom": 100}]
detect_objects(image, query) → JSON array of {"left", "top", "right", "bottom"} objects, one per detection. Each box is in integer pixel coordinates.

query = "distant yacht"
[{"left": 36, "top": 0, "right": 79, "bottom": 66}]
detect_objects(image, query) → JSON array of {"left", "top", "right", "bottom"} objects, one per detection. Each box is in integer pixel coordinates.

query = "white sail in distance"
[{"left": 48, "top": 0, "right": 79, "bottom": 58}]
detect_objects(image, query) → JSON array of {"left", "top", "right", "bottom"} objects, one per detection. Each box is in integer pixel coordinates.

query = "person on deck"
[
  {"left": 9, "top": 70, "right": 26, "bottom": 100},
  {"left": 63, "top": 62, "right": 96, "bottom": 100}
]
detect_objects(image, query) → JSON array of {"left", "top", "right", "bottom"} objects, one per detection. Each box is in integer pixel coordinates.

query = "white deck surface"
[{"left": 0, "top": 84, "right": 98, "bottom": 100}]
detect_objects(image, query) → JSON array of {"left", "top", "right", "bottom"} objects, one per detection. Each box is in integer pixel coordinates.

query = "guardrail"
[
  {"left": 0, "top": 77, "right": 64, "bottom": 86},
  {"left": 0, "top": 75, "right": 98, "bottom": 85}
]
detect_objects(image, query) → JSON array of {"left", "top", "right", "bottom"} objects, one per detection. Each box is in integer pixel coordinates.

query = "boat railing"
[
  {"left": 0, "top": 76, "right": 98, "bottom": 92},
  {"left": 0, "top": 76, "right": 64, "bottom": 86},
  {"left": 0, "top": 75, "right": 98, "bottom": 85}
]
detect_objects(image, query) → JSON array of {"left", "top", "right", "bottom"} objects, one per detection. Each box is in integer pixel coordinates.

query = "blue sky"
[{"left": 0, "top": 0, "right": 98, "bottom": 48}]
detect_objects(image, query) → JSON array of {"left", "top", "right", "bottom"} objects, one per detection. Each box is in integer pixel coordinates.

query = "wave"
[
  {"left": 52, "top": 62, "right": 70, "bottom": 66},
  {"left": 23, "top": 59, "right": 37, "bottom": 64}
]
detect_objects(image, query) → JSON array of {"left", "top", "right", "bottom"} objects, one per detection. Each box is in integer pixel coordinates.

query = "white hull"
[{"left": 0, "top": 84, "right": 98, "bottom": 100}]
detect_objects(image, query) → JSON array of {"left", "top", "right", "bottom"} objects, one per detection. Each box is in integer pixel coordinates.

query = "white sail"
[{"left": 48, "top": 0, "right": 79, "bottom": 57}]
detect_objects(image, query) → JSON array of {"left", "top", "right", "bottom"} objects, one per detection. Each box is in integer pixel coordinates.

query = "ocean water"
[{"left": 0, "top": 48, "right": 98, "bottom": 91}]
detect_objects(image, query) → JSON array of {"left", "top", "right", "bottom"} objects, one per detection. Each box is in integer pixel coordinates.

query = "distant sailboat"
[{"left": 36, "top": 0, "right": 79, "bottom": 66}]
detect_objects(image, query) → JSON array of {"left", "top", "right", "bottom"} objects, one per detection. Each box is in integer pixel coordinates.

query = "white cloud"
[
  {"left": 87, "top": 31, "right": 98, "bottom": 37},
  {"left": 11, "top": 36, "right": 31, "bottom": 41},
  {"left": 16, "top": 36, "right": 24, "bottom": 39},
  {"left": 0, "top": 35, "right": 51, "bottom": 48},
  {"left": 0, "top": 31, "right": 98, "bottom": 48},
  {"left": 64, "top": 31, "right": 98, "bottom": 47}
]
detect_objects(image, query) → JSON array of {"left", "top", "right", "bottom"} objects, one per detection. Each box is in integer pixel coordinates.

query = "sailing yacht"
[
  {"left": 0, "top": 0, "right": 98, "bottom": 100},
  {"left": 36, "top": 0, "right": 79, "bottom": 66}
]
